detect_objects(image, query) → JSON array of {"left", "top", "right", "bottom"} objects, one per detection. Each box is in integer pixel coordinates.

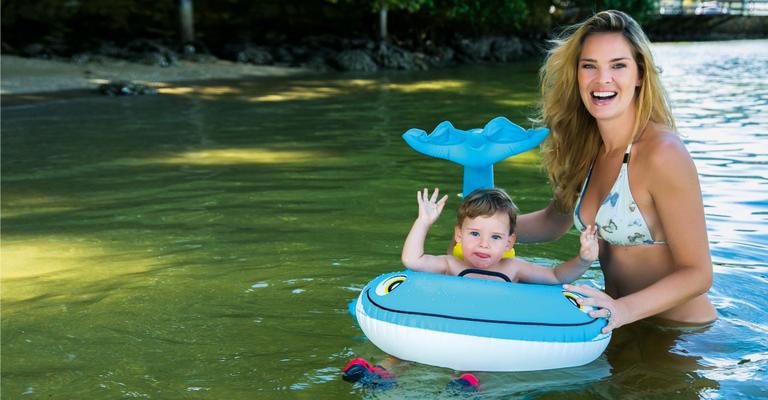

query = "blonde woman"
[{"left": 516, "top": 10, "right": 716, "bottom": 333}]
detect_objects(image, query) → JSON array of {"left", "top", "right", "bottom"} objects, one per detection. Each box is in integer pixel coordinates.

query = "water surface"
[{"left": 2, "top": 40, "right": 766, "bottom": 399}]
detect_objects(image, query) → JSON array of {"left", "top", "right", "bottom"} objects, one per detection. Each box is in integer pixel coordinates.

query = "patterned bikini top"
[{"left": 573, "top": 143, "right": 666, "bottom": 246}]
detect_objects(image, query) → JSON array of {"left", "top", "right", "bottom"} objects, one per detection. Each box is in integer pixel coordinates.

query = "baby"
[
  {"left": 402, "top": 187, "right": 598, "bottom": 283},
  {"left": 341, "top": 188, "right": 598, "bottom": 391}
]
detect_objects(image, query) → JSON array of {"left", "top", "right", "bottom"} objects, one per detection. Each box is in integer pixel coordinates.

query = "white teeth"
[{"left": 593, "top": 91, "right": 617, "bottom": 98}]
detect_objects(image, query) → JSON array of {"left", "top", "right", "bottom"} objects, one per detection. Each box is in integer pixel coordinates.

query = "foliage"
[
  {"left": 427, "top": 0, "right": 529, "bottom": 32},
  {"left": 375, "top": 0, "right": 434, "bottom": 12},
  {"left": 563, "top": 0, "right": 658, "bottom": 23},
  {"left": 2, "top": 0, "right": 176, "bottom": 47},
  {"left": 1, "top": 0, "right": 660, "bottom": 51}
]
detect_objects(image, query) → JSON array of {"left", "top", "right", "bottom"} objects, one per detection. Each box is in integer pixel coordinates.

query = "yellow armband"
[{"left": 452, "top": 243, "right": 515, "bottom": 259}]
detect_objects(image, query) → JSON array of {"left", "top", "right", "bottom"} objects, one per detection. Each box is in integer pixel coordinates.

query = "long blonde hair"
[{"left": 537, "top": 10, "right": 675, "bottom": 212}]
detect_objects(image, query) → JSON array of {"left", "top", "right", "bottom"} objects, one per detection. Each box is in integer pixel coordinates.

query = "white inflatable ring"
[{"left": 352, "top": 270, "right": 611, "bottom": 371}]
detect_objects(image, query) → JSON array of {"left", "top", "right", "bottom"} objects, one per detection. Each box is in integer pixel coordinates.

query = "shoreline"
[
  {"left": 3, "top": 36, "right": 765, "bottom": 101},
  {"left": 1, "top": 55, "right": 310, "bottom": 97}
]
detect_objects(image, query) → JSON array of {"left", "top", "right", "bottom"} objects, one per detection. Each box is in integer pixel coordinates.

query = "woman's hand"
[
  {"left": 563, "top": 283, "right": 628, "bottom": 334},
  {"left": 416, "top": 188, "right": 448, "bottom": 226},
  {"left": 579, "top": 225, "right": 599, "bottom": 264}
]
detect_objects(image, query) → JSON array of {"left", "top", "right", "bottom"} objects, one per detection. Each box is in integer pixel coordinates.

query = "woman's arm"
[
  {"left": 568, "top": 135, "right": 714, "bottom": 332},
  {"left": 514, "top": 200, "right": 573, "bottom": 243}
]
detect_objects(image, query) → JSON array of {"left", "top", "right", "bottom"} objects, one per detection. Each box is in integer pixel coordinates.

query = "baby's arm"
[
  {"left": 553, "top": 225, "right": 598, "bottom": 283},
  {"left": 401, "top": 188, "right": 451, "bottom": 274},
  {"left": 515, "top": 225, "right": 599, "bottom": 284}
]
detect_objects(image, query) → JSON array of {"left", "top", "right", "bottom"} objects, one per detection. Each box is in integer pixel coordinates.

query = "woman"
[{"left": 516, "top": 10, "right": 717, "bottom": 333}]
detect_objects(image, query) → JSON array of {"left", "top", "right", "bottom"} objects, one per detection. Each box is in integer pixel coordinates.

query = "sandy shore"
[{"left": 1, "top": 55, "right": 309, "bottom": 96}]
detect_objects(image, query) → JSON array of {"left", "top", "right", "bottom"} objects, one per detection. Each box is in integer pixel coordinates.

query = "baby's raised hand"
[
  {"left": 579, "top": 225, "right": 599, "bottom": 264},
  {"left": 416, "top": 188, "right": 448, "bottom": 225}
]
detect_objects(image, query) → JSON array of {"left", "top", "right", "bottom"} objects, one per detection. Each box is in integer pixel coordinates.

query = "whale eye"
[
  {"left": 375, "top": 275, "right": 406, "bottom": 296},
  {"left": 562, "top": 291, "right": 594, "bottom": 314}
]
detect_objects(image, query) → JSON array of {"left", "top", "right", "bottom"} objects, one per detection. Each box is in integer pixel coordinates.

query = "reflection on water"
[
  {"left": 651, "top": 40, "right": 768, "bottom": 399},
  {"left": 653, "top": 40, "right": 768, "bottom": 399},
  {"left": 601, "top": 321, "right": 720, "bottom": 399},
  {"left": 1, "top": 40, "right": 766, "bottom": 399},
  {"left": 653, "top": 40, "right": 768, "bottom": 267}
]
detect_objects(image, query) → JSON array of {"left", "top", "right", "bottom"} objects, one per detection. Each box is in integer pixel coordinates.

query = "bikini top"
[{"left": 573, "top": 143, "right": 666, "bottom": 246}]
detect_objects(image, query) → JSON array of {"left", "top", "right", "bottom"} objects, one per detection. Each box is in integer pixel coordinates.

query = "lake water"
[{"left": 2, "top": 39, "right": 766, "bottom": 399}]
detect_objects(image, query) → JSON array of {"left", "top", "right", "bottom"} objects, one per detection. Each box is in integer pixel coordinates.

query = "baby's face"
[{"left": 455, "top": 212, "right": 513, "bottom": 269}]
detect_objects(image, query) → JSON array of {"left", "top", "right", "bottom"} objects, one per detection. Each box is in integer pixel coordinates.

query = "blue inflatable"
[
  {"left": 348, "top": 117, "right": 609, "bottom": 372},
  {"left": 352, "top": 270, "right": 611, "bottom": 372},
  {"left": 402, "top": 116, "right": 549, "bottom": 197}
]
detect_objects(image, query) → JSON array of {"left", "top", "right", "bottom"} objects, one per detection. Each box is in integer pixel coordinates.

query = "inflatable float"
[
  {"left": 402, "top": 116, "right": 549, "bottom": 196},
  {"left": 349, "top": 117, "right": 611, "bottom": 372},
  {"left": 351, "top": 270, "right": 610, "bottom": 371}
]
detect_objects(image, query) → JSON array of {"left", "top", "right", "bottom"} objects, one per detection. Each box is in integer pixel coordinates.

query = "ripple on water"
[
  {"left": 653, "top": 41, "right": 768, "bottom": 269},
  {"left": 1, "top": 40, "right": 767, "bottom": 400}
]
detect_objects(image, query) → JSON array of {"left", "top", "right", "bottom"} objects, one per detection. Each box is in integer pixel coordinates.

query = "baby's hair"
[{"left": 457, "top": 188, "right": 519, "bottom": 234}]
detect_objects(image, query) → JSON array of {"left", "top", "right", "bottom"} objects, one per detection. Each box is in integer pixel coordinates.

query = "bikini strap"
[
  {"left": 623, "top": 143, "right": 633, "bottom": 163},
  {"left": 579, "top": 161, "right": 595, "bottom": 195}
]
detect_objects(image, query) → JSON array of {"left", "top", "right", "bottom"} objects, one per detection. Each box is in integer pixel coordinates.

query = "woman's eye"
[
  {"left": 612, "top": 63, "right": 627, "bottom": 69},
  {"left": 580, "top": 63, "right": 595, "bottom": 69}
]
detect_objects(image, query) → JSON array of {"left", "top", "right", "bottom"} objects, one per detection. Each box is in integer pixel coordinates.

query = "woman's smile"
[{"left": 591, "top": 90, "right": 617, "bottom": 103}]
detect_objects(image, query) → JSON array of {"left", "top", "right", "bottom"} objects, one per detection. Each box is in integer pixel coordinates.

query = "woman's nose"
[{"left": 599, "top": 67, "right": 613, "bottom": 84}]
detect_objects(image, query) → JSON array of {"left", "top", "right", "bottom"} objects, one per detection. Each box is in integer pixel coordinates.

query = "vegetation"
[{"left": 1, "top": 0, "right": 658, "bottom": 53}]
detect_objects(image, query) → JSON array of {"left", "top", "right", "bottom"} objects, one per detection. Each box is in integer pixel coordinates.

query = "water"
[{"left": 2, "top": 40, "right": 766, "bottom": 399}]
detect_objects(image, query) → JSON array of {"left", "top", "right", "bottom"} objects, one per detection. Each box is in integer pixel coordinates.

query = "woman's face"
[{"left": 577, "top": 32, "right": 641, "bottom": 124}]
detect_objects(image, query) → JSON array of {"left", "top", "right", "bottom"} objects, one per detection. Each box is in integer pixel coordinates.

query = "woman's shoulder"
[
  {"left": 636, "top": 123, "right": 699, "bottom": 188},
  {"left": 636, "top": 123, "right": 692, "bottom": 167}
]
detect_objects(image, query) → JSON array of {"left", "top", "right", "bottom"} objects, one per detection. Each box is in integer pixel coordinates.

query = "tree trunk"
[
  {"left": 379, "top": 3, "right": 388, "bottom": 42},
  {"left": 179, "top": 0, "right": 195, "bottom": 44}
]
